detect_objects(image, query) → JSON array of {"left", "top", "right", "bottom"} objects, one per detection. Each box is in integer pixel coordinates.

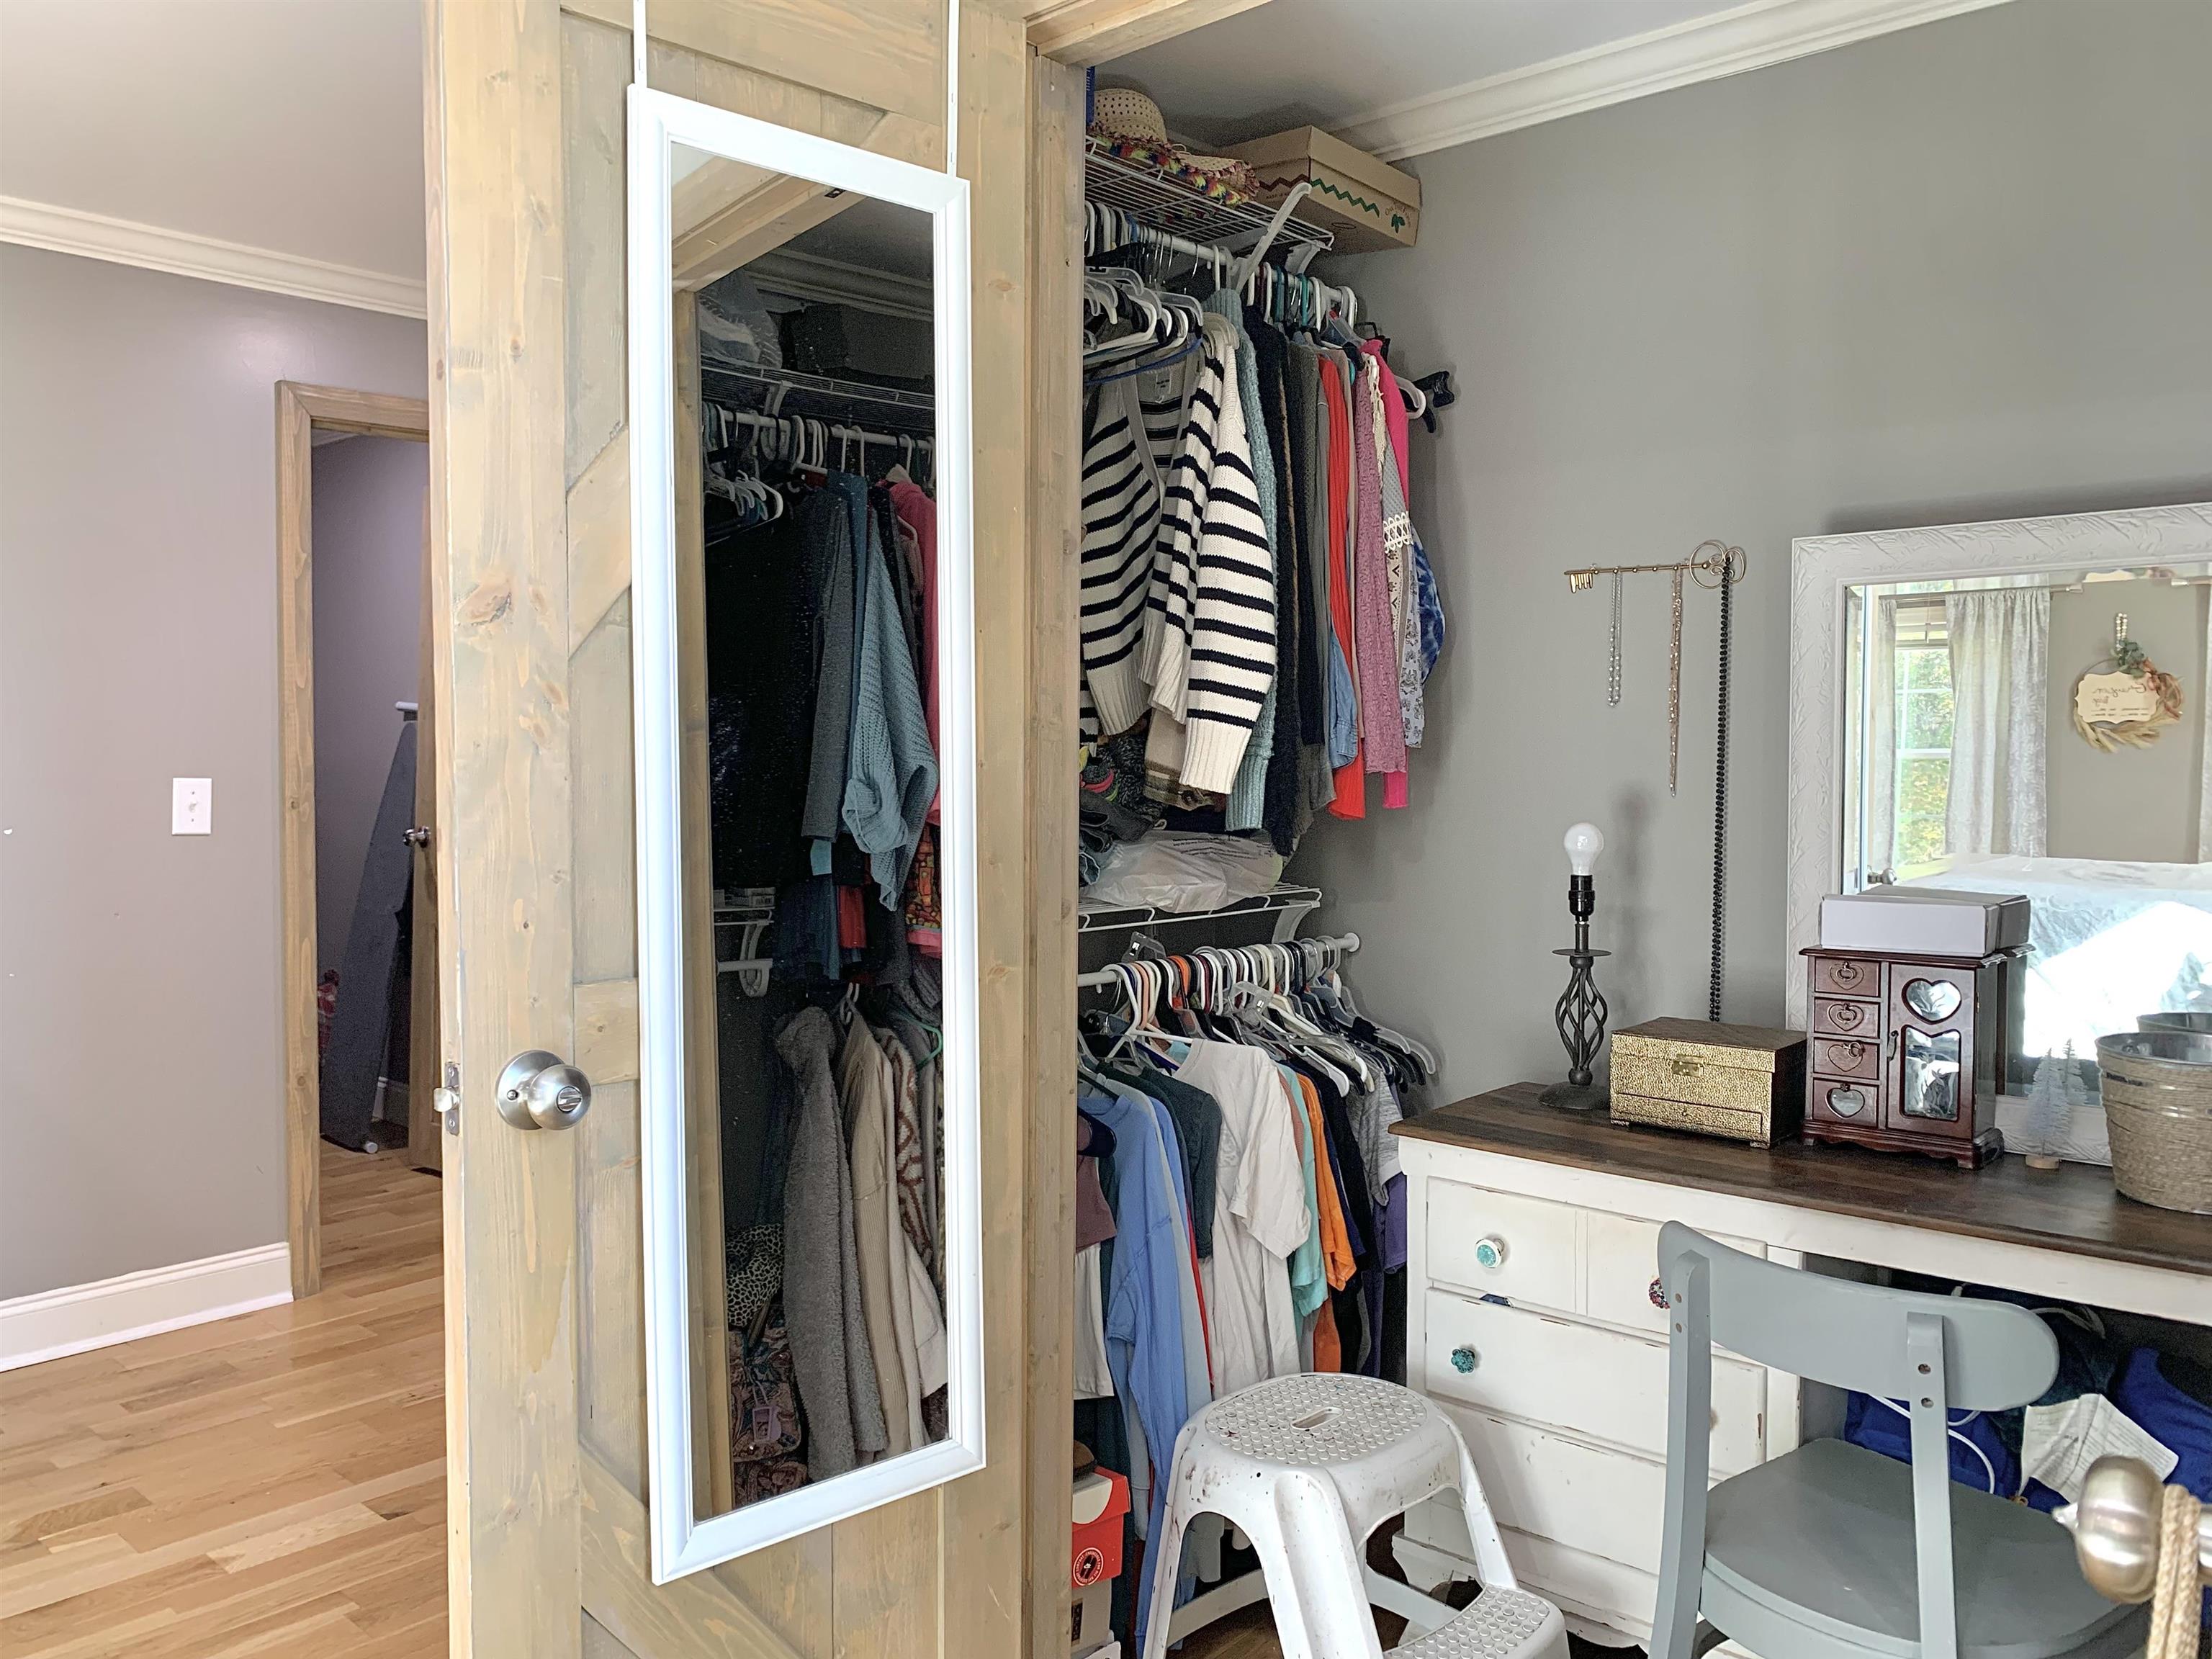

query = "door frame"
[{"left": 274, "top": 380, "right": 433, "bottom": 1300}]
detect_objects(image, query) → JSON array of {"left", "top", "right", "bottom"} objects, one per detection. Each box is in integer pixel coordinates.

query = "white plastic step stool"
[{"left": 1139, "top": 1372, "right": 1569, "bottom": 1659}]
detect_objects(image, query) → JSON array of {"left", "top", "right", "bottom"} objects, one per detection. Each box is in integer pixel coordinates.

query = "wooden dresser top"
[{"left": 1393, "top": 1082, "right": 2212, "bottom": 1280}]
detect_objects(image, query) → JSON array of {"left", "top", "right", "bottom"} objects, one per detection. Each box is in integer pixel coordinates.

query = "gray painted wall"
[
  {"left": 1, "top": 247, "right": 426, "bottom": 1299},
  {"left": 311, "top": 436, "right": 428, "bottom": 980},
  {"left": 1292, "top": 0, "right": 2212, "bottom": 1106},
  {"left": 2044, "top": 582, "right": 2208, "bottom": 865}
]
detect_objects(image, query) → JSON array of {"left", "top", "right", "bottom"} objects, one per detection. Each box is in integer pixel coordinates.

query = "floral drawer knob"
[
  {"left": 1647, "top": 1277, "right": 1668, "bottom": 1310},
  {"left": 1471, "top": 1236, "right": 1508, "bottom": 1272},
  {"left": 1450, "top": 1345, "right": 1478, "bottom": 1374}
]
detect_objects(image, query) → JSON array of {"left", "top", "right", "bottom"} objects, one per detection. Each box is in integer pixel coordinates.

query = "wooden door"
[{"left": 420, "top": 0, "right": 1109, "bottom": 1653}]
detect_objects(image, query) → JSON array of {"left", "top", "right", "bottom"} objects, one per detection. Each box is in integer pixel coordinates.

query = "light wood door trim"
[
  {"left": 673, "top": 295, "right": 736, "bottom": 1514},
  {"left": 423, "top": 0, "right": 581, "bottom": 1652},
  {"left": 275, "top": 379, "right": 430, "bottom": 1301},
  {"left": 1020, "top": 48, "right": 1084, "bottom": 1658},
  {"left": 1024, "top": 0, "right": 1269, "bottom": 65}
]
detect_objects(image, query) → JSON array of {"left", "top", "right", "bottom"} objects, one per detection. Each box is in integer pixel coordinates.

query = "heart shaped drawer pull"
[{"left": 1825, "top": 1003, "right": 1865, "bottom": 1031}]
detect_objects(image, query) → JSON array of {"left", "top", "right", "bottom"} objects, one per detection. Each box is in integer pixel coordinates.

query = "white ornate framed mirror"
[
  {"left": 1786, "top": 503, "right": 2212, "bottom": 1094},
  {"left": 626, "top": 81, "right": 981, "bottom": 1583}
]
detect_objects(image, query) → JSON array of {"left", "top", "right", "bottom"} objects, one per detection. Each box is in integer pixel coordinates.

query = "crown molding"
[
  {"left": 1331, "top": 0, "right": 2016, "bottom": 163},
  {"left": 0, "top": 196, "right": 426, "bottom": 320}
]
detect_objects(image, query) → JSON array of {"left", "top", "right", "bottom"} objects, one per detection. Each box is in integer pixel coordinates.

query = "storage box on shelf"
[{"left": 1220, "top": 126, "right": 1421, "bottom": 253}]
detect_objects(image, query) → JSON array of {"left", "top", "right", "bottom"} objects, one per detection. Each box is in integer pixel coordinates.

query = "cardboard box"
[
  {"left": 1220, "top": 126, "right": 1421, "bottom": 253},
  {"left": 1819, "top": 888, "right": 2031, "bottom": 956}
]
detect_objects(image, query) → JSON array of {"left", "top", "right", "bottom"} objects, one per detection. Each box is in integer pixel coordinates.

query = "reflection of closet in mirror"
[
  {"left": 672, "top": 147, "right": 956, "bottom": 1521},
  {"left": 1836, "top": 554, "right": 2212, "bottom": 1083}
]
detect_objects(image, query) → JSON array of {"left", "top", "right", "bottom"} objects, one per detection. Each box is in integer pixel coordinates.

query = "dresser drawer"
[
  {"left": 1426, "top": 1180, "right": 1579, "bottom": 1315},
  {"left": 1811, "top": 956, "right": 1880, "bottom": 999},
  {"left": 1423, "top": 1292, "right": 1766, "bottom": 1475},
  {"left": 1583, "top": 1210, "right": 1766, "bottom": 1338},
  {"left": 1812, "top": 998, "right": 1876, "bottom": 1038},
  {"left": 1441, "top": 1404, "right": 1669, "bottom": 1573},
  {"left": 1812, "top": 1035, "right": 1879, "bottom": 1081},
  {"left": 1810, "top": 1076, "right": 1876, "bottom": 1127}
]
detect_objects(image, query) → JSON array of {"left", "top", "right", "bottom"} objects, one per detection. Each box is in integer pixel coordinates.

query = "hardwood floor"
[{"left": 0, "top": 1144, "right": 445, "bottom": 1658}]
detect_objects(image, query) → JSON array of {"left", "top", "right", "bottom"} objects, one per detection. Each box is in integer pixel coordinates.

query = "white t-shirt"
[
  {"left": 1174, "top": 1040, "right": 1310, "bottom": 1397},
  {"left": 1073, "top": 1244, "right": 1114, "bottom": 1400}
]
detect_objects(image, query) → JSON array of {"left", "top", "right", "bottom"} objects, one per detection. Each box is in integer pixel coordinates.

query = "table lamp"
[{"left": 1539, "top": 822, "right": 1611, "bottom": 1112}]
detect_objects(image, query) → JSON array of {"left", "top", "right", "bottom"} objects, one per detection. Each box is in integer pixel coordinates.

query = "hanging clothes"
[
  {"left": 1150, "top": 315, "right": 1277, "bottom": 798},
  {"left": 774, "top": 1008, "right": 889, "bottom": 1480},
  {"left": 1172, "top": 1040, "right": 1308, "bottom": 1398}
]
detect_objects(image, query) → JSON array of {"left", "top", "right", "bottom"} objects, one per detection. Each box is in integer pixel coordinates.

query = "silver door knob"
[
  {"left": 495, "top": 1050, "right": 593, "bottom": 1131},
  {"left": 403, "top": 825, "right": 433, "bottom": 848}
]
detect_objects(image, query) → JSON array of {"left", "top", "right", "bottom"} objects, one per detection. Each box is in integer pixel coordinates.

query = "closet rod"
[
  {"left": 708, "top": 403, "right": 935, "bottom": 453},
  {"left": 1074, "top": 930, "right": 1361, "bottom": 989}
]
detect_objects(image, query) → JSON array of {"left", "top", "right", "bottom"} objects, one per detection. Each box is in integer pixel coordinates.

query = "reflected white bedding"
[{"left": 1906, "top": 856, "right": 2212, "bottom": 1056}]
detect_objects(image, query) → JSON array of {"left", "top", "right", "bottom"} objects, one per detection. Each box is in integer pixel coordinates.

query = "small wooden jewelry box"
[{"left": 1610, "top": 1018, "right": 1809, "bottom": 1148}]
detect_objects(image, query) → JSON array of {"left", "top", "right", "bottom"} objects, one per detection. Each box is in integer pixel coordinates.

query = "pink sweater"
[{"left": 1349, "top": 356, "right": 1406, "bottom": 778}]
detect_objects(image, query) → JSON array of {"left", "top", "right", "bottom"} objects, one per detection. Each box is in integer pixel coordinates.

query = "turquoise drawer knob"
[
  {"left": 1471, "top": 1235, "right": 1508, "bottom": 1272},
  {"left": 1451, "top": 1345, "right": 1478, "bottom": 1374}
]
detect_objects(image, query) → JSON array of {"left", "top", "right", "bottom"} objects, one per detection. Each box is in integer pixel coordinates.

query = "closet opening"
[
  {"left": 275, "top": 382, "right": 437, "bottom": 1301},
  {"left": 1061, "top": 58, "right": 1449, "bottom": 1659}
]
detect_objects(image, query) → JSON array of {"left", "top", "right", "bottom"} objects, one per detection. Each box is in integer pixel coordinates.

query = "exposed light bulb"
[{"left": 1563, "top": 822, "right": 1606, "bottom": 877}]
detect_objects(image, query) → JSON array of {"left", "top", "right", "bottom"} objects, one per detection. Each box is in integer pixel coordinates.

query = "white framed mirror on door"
[{"left": 626, "top": 81, "right": 981, "bottom": 1584}]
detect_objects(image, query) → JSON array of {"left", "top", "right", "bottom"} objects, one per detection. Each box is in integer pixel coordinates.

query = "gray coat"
[{"left": 775, "top": 1007, "right": 888, "bottom": 1478}]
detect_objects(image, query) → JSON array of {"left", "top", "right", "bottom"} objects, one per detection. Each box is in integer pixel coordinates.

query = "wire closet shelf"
[
  {"left": 701, "top": 361, "right": 936, "bottom": 434},
  {"left": 1084, "top": 138, "right": 1332, "bottom": 266}
]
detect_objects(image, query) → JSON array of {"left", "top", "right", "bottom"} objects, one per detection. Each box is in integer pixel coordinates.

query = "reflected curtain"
[
  {"left": 1863, "top": 595, "right": 1898, "bottom": 879},
  {"left": 1945, "top": 588, "right": 2049, "bottom": 858},
  {"left": 2200, "top": 613, "right": 2211, "bottom": 860}
]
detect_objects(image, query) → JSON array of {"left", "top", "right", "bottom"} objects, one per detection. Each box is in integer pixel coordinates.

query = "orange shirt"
[
  {"left": 1313, "top": 1300, "right": 1341, "bottom": 1372},
  {"left": 1297, "top": 1074, "right": 1355, "bottom": 1292}
]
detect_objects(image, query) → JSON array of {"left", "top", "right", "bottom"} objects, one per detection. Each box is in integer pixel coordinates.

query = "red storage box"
[{"left": 1071, "top": 1468, "right": 1130, "bottom": 1589}]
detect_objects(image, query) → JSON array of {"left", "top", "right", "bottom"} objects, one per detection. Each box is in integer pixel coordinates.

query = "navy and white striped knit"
[
  {"left": 1146, "top": 315, "right": 1277, "bottom": 794},
  {"left": 1076, "top": 377, "right": 1162, "bottom": 735}
]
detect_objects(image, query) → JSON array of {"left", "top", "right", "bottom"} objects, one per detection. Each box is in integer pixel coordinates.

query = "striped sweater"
[
  {"left": 1145, "top": 315, "right": 1278, "bottom": 793},
  {"left": 1076, "top": 377, "right": 1163, "bottom": 736}
]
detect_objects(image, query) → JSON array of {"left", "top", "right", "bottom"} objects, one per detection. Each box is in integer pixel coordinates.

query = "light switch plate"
[{"left": 172, "top": 777, "right": 212, "bottom": 835}]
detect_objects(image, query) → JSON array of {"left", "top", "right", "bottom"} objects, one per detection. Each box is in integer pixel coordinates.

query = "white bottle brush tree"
[{"left": 2020, "top": 1043, "right": 2089, "bottom": 1170}]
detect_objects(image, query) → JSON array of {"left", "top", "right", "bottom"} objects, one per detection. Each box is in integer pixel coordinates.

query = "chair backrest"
[
  {"left": 1648, "top": 1223, "right": 2059, "bottom": 1659},
  {"left": 1656, "top": 1221, "right": 2056, "bottom": 1409}
]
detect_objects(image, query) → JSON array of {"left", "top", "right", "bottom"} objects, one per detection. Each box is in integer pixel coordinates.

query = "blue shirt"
[{"left": 1082, "top": 1089, "right": 1192, "bottom": 1653}]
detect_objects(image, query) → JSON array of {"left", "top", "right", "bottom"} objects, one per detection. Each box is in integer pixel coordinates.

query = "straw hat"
[
  {"left": 1091, "top": 86, "right": 1171, "bottom": 148},
  {"left": 1090, "top": 85, "right": 1256, "bottom": 200}
]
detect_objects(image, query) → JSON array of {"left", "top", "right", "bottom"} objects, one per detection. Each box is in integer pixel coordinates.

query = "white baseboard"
[{"left": 0, "top": 1242, "right": 292, "bottom": 1372}]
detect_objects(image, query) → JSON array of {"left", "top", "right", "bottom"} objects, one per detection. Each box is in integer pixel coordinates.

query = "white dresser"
[{"left": 1391, "top": 1084, "right": 2212, "bottom": 1649}]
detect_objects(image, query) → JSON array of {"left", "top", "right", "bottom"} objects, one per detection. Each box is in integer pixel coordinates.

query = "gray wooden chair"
[{"left": 1650, "top": 1223, "right": 2146, "bottom": 1659}]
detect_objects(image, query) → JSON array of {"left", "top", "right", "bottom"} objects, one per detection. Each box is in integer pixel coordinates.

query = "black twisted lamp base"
[{"left": 1539, "top": 875, "right": 1610, "bottom": 1112}]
